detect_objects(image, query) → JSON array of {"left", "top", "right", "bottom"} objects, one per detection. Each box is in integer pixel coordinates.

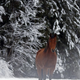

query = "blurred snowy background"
[{"left": 0, "top": 0, "right": 80, "bottom": 79}]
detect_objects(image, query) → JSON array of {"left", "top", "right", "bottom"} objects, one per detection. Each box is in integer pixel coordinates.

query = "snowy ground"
[
  {"left": 0, "top": 58, "right": 78, "bottom": 80},
  {"left": 0, "top": 58, "right": 14, "bottom": 78},
  {"left": 0, "top": 79, "right": 74, "bottom": 80}
]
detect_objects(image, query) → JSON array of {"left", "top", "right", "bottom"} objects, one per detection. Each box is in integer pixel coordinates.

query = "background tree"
[{"left": 0, "top": 0, "right": 80, "bottom": 78}]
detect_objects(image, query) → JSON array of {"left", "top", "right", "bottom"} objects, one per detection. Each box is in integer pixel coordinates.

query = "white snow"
[
  {"left": 53, "top": 20, "right": 61, "bottom": 35},
  {"left": 33, "top": 0, "right": 39, "bottom": 6},
  {"left": 0, "top": 6, "right": 6, "bottom": 22},
  {"left": 0, "top": 58, "right": 14, "bottom": 77},
  {"left": 0, "top": 6, "right": 5, "bottom": 15},
  {"left": 0, "top": 78, "right": 72, "bottom": 80}
]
